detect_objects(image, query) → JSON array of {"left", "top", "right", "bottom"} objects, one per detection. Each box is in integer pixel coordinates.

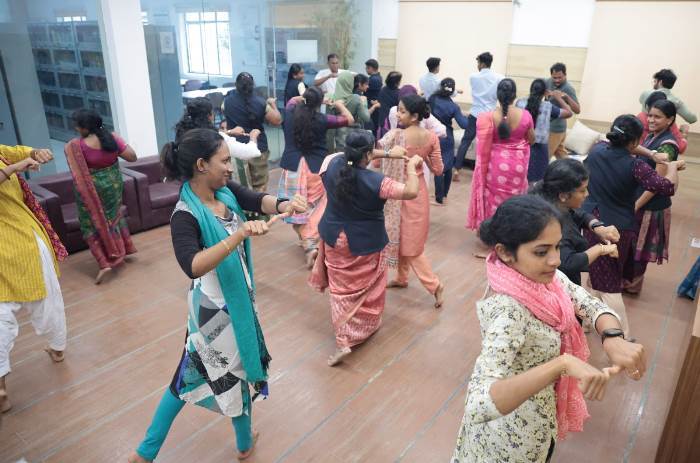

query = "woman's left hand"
[
  {"left": 602, "top": 337, "right": 647, "bottom": 381},
  {"left": 30, "top": 149, "right": 53, "bottom": 164},
  {"left": 594, "top": 225, "right": 620, "bottom": 243},
  {"left": 227, "top": 126, "right": 246, "bottom": 137},
  {"left": 283, "top": 194, "right": 307, "bottom": 215}
]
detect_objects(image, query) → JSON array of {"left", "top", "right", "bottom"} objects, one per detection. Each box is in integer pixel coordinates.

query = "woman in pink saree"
[
  {"left": 309, "top": 131, "right": 422, "bottom": 366},
  {"left": 378, "top": 94, "right": 445, "bottom": 307},
  {"left": 467, "top": 79, "right": 534, "bottom": 257}
]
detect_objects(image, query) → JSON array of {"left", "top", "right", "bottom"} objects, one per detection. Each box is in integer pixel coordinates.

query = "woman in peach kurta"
[{"left": 379, "top": 94, "right": 445, "bottom": 307}]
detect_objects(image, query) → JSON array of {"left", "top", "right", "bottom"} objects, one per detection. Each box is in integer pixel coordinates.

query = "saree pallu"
[
  {"left": 634, "top": 208, "right": 670, "bottom": 265},
  {"left": 309, "top": 233, "right": 388, "bottom": 349},
  {"left": 65, "top": 139, "right": 135, "bottom": 269},
  {"left": 277, "top": 157, "right": 326, "bottom": 251}
]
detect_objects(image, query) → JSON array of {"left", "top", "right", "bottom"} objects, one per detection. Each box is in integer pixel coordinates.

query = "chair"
[
  {"left": 199, "top": 81, "right": 218, "bottom": 90},
  {"left": 183, "top": 79, "right": 203, "bottom": 92},
  {"left": 29, "top": 170, "right": 141, "bottom": 253},
  {"left": 222, "top": 82, "right": 235, "bottom": 88},
  {"left": 206, "top": 91, "right": 225, "bottom": 124},
  {"left": 120, "top": 156, "right": 182, "bottom": 230}
]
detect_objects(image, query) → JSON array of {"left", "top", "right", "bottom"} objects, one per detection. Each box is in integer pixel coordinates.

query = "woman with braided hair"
[{"left": 467, "top": 78, "right": 535, "bottom": 257}]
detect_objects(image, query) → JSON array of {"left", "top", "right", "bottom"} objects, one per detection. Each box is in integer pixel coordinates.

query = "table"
[{"left": 182, "top": 88, "right": 226, "bottom": 99}]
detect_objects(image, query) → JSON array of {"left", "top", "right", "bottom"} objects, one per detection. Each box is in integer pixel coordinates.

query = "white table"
[{"left": 182, "top": 88, "right": 226, "bottom": 99}]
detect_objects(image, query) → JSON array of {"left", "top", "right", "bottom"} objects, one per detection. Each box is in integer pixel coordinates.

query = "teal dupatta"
[{"left": 180, "top": 181, "right": 270, "bottom": 382}]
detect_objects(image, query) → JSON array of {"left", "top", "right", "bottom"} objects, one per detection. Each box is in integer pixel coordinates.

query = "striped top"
[{"left": 0, "top": 144, "right": 57, "bottom": 302}]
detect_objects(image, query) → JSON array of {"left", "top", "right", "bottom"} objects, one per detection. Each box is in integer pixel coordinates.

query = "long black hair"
[
  {"left": 434, "top": 77, "right": 456, "bottom": 99},
  {"left": 287, "top": 63, "right": 303, "bottom": 82},
  {"left": 292, "top": 86, "right": 324, "bottom": 152},
  {"left": 335, "top": 130, "right": 375, "bottom": 203},
  {"left": 530, "top": 158, "right": 589, "bottom": 203},
  {"left": 400, "top": 94, "right": 431, "bottom": 122},
  {"left": 174, "top": 97, "right": 214, "bottom": 141},
  {"left": 606, "top": 114, "right": 643, "bottom": 148},
  {"left": 644, "top": 91, "right": 667, "bottom": 111},
  {"left": 496, "top": 78, "right": 517, "bottom": 139},
  {"left": 72, "top": 108, "right": 118, "bottom": 152},
  {"left": 479, "top": 195, "right": 562, "bottom": 256},
  {"left": 525, "top": 78, "right": 546, "bottom": 126},
  {"left": 235, "top": 72, "right": 257, "bottom": 125},
  {"left": 161, "top": 128, "right": 223, "bottom": 181},
  {"left": 353, "top": 73, "right": 369, "bottom": 93},
  {"left": 384, "top": 71, "right": 402, "bottom": 90}
]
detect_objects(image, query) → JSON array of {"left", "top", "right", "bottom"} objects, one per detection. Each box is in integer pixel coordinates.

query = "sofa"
[
  {"left": 29, "top": 170, "right": 141, "bottom": 253},
  {"left": 120, "top": 156, "right": 181, "bottom": 230}
]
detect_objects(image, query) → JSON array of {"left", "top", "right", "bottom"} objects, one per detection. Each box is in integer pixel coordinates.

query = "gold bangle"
[{"left": 221, "top": 238, "right": 232, "bottom": 254}]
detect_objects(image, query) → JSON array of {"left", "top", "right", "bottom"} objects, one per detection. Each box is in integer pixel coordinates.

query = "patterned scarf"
[
  {"left": 0, "top": 154, "right": 67, "bottom": 262},
  {"left": 378, "top": 129, "right": 406, "bottom": 267},
  {"left": 485, "top": 252, "right": 590, "bottom": 439}
]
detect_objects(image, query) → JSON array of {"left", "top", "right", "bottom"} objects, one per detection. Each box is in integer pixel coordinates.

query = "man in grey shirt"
[
  {"left": 546, "top": 62, "right": 580, "bottom": 159},
  {"left": 639, "top": 69, "right": 697, "bottom": 125}
]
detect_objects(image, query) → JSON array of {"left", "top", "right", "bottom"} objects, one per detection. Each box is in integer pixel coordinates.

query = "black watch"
[
  {"left": 591, "top": 221, "right": 605, "bottom": 230},
  {"left": 275, "top": 197, "right": 289, "bottom": 214},
  {"left": 601, "top": 328, "right": 625, "bottom": 344}
]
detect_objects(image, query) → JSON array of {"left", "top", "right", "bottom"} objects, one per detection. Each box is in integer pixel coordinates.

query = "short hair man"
[
  {"left": 419, "top": 57, "right": 442, "bottom": 100},
  {"left": 314, "top": 53, "right": 346, "bottom": 113},
  {"left": 639, "top": 68, "right": 696, "bottom": 124},
  {"left": 364, "top": 58, "right": 383, "bottom": 130},
  {"left": 546, "top": 62, "right": 580, "bottom": 159}
]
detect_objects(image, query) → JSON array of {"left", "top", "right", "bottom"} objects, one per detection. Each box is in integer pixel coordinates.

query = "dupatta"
[
  {"left": 64, "top": 139, "right": 122, "bottom": 259},
  {"left": 466, "top": 113, "right": 495, "bottom": 230}
]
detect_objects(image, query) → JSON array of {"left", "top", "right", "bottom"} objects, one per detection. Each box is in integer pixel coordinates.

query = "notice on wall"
[
  {"left": 160, "top": 31, "right": 175, "bottom": 54},
  {"left": 287, "top": 40, "right": 318, "bottom": 64},
  {"left": 691, "top": 237, "right": 700, "bottom": 249}
]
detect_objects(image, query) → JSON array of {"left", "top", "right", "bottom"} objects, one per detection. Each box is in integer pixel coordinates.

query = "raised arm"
[{"left": 264, "top": 97, "right": 282, "bottom": 126}]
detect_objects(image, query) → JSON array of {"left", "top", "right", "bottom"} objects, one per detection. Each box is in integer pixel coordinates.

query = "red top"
[{"left": 79, "top": 133, "right": 127, "bottom": 169}]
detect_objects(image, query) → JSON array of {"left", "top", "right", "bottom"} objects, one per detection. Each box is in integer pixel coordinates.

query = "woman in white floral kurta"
[{"left": 452, "top": 195, "right": 647, "bottom": 463}]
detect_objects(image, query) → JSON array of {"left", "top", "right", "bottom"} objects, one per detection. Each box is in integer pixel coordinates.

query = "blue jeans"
[
  {"left": 454, "top": 114, "right": 477, "bottom": 169},
  {"left": 434, "top": 139, "right": 455, "bottom": 203},
  {"left": 136, "top": 388, "right": 253, "bottom": 460}
]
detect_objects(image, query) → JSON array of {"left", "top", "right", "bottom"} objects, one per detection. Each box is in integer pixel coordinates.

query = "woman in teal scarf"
[{"left": 129, "top": 129, "right": 305, "bottom": 462}]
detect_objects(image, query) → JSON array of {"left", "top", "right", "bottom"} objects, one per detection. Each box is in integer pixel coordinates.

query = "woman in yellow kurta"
[{"left": 0, "top": 144, "right": 68, "bottom": 414}]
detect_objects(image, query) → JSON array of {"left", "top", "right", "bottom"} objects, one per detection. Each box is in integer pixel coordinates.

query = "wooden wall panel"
[
  {"left": 506, "top": 44, "right": 587, "bottom": 83},
  {"left": 378, "top": 38, "right": 397, "bottom": 73}
]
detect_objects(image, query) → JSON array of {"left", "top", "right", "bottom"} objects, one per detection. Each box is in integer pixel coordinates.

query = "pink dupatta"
[
  {"left": 485, "top": 252, "right": 590, "bottom": 439},
  {"left": 64, "top": 139, "right": 123, "bottom": 260},
  {"left": 466, "top": 113, "right": 495, "bottom": 230}
]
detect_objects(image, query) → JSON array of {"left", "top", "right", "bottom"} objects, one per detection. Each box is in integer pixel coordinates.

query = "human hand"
[
  {"left": 283, "top": 194, "right": 308, "bottom": 215},
  {"left": 240, "top": 220, "right": 270, "bottom": 237},
  {"left": 651, "top": 150, "right": 669, "bottom": 164},
  {"left": 266, "top": 97, "right": 277, "bottom": 106},
  {"left": 602, "top": 337, "right": 647, "bottom": 381},
  {"left": 249, "top": 129, "right": 261, "bottom": 141},
  {"left": 388, "top": 145, "right": 407, "bottom": 159},
  {"left": 672, "top": 159, "right": 686, "bottom": 171},
  {"left": 30, "top": 148, "right": 53, "bottom": 164},
  {"left": 330, "top": 72, "right": 338, "bottom": 78},
  {"left": 457, "top": 89, "right": 464, "bottom": 95},
  {"left": 12, "top": 157, "right": 41, "bottom": 173},
  {"left": 333, "top": 100, "right": 347, "bottom": 110},
  {"left": 372, "top": 101, "right": 381, "bottom": 109},
  {"left": 550, "top": 90, "right": 565, "bottom": 100},
  {"left": 407, "top": 155, "right": 423, "bottom": 169},
  {"left": 561, "top": 354, "right": 615, "bottom": 401},
  {"left": 227, "top": 126, "right": 246, "bottom": 137},
  {"left": 359, "top": 95, "right": 367, "bottom": 104},
  {"left": 594, "top": 225, "right": 620, "bottom": 243},
  {"left": 680, "top": 124, "right": 690, "bottom": 137}
]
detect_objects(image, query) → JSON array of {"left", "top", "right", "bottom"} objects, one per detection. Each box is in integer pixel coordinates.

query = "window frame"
[{"left": 180, "top": 10, "right": 232, "bottom": 78}]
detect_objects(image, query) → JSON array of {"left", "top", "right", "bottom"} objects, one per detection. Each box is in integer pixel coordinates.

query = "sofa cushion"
[
  {"left": 149, "top": 182, "right": 181, "bottom": 209},
  {"left": 565, "top": 120, "right": 605, "bottom": 157}
]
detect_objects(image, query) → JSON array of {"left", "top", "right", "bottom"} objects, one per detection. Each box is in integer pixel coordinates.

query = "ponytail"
[
  {"left": 496, "top": 78, "right": 517, "bottom": 140},
  {"left": 293, "top": 86, "right": 323, "bottom": 152},
  {"left": 174, "top": 97, "right": 214, "bottom": 141},
  {"left": 335, "top": 130, "right": 374, "bottom": 203},
  {"left": 235, "top": 72, "right": 257, "bottom": 124},
  {"left": 525, "top": 78, "right": 546, "bottom": 127},
  {"left": 71, "top": 108, "right": 118, "bottom": 152}
]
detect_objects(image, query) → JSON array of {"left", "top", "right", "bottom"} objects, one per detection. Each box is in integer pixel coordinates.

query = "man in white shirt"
[
  {"left": 314, "top": 53, "right": 345, "bottom": 113},
  {"left": 419, "top": 57, "right": 442, "bottom": 100},
  {"left": 454, "top": 52, "right": 503, "bottom": 177}
]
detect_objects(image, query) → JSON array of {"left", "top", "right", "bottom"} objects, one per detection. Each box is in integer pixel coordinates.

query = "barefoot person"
[
  {"left": 0, "top": 145, "right": 68, "bottom": 415},
  {"left": 66, "top": 109, "right": 138, "bottom": 283},
  {"left": 452, "top": 195, "right": 647, "bottom": 462},
  {"left": 309, "top": 131, "right": 421, "bottom": 366},
  {"left": 379, "top": 94, "right": 445, "bottom": 308},
  {"left": 129, "top": 129, "right": 305, "bottom": 462}
]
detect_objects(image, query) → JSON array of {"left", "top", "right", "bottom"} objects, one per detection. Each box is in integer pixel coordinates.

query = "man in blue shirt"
[
  {"left": 454, "top": 52, "right": 502, "bottom": 177},
  {"left": 365, "top": 59, "right": 382, "bottom": 131}
]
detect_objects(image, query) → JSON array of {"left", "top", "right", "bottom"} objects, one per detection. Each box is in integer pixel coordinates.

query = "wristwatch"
[
  {"left": 601, "top": 328, "right": 625, "bottom": 345},
  {"left": 591, "top": 221, "right": 605, "bottom": 230},
  {"left": 275, "top": 197, "right": 289, "bottom": 214}
]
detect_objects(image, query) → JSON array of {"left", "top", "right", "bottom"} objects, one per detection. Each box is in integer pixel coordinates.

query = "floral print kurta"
[{"left": 452, "top": 271, "right": 618, "bottom": 462}]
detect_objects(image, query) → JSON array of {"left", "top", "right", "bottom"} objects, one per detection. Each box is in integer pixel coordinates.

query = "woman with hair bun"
[
  {"left": 129, "top": 128, "right": 306, "bottom": 463},
  {"left": 582, "top": 114, "right": 683, "bottom": 335},
  {"left": 67, "top": 108, "right": 138, "bottom": 283},
  {"left": 467, "top": 78, "right": 535, "bottom": 258},
  {"left": 310, "top": 130, "right": 422, "bottom": 366},
  {"left": 378, "top": 94, "right": 445, "bottom": 308},
  {"left": 452, "top": 194, "right": 646, "bottom": 463}
]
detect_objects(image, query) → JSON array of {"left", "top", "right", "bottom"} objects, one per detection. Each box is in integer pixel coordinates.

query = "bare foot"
[
  {"left": 434, "top": 283, "right": 445, "bottom": 308},
  {"left": 0, "top": 389, "right": 11, "bottom": 413},
  {"left": 387, "top": 280, "right": 408, "bottom": 289},
  {"left": 44, "top": 348, "right": 65, "bottom": 363},
  {"left": 452, "top": 171, "right": 460, "bottom": 182},
  {"left": 327, "top": 347, "right": 352, "bottom": 367},
  {"left": 127, "top": 453, "right": 151, "bottom": 463},
  {"left": 305, "top": 249, "right": 318, "bottom": 270},
  {"left": 95, "top": 267, "right": 112, "bottom": 284},
  {"left": 237, "top": 430, "right": 260, "bottom": 460}
]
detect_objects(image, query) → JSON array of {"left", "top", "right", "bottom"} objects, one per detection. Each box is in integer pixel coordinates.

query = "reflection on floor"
[{"left": 1, "top": 165, "right": 698, "bottom": 462}]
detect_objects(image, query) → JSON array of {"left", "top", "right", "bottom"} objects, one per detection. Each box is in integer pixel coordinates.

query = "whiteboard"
[{"left": 287, "top": 40, "right": 317, "bottom": 63}]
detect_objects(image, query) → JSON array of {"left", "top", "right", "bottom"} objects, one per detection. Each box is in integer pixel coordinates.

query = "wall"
[
  {"left": 396, "top": 1, "right": 513, "bottom": 104},
  {"left": 511, "top": 0, "right": 595, "bottom": 47},
  {"left": 581, "top": 1, "right": 700, "bottom": 133},
  {"left": 371, "top": 0, "right": 399, "bottom": 60}
]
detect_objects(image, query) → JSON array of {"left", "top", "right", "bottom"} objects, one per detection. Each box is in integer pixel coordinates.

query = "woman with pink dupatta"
[
  {"left": 309, "top": 131, "right": 421, "bottom": 366},
  {"left": 466, "top": 79, "right": 535, "bottom": 257},
  {"left": 452, "top": 195, "right": 646, "bottom": 463},
  {"left": 67, "top": 109, "right": 138, "bottom": 283},
  {"left": 378, "top": 94, "right": 445, "bottom": 308}
]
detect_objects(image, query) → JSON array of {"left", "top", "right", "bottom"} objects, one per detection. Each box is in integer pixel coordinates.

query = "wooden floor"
[{"left": 2, "top": 165, "right": 699, "bottom": 463}]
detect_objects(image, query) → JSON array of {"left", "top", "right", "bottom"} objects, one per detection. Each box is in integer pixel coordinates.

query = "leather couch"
[
  {"left": 120, "top": 156, "right": 181, "bottom": 230},
  {"left": 29, "top": 170, "right": 141, "bottom": 253}
]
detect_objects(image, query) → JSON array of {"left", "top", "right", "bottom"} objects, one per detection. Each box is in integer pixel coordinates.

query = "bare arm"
[
  {"left": 334, "top": 101, "right": 355, "bottom": 126},
  {"left": 564, "top": 93, "right": 580, "bottom": 114},
  {"left": 264, "top": 97, "right": 282, "bottom": 126},
  {"left": 118, "top": 145, "right": 137, "bottom": 162}
]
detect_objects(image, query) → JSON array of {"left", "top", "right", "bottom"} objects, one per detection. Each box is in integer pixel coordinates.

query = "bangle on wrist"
[{"left": 221, "top": 238, "right": 232, "bottom": 254}]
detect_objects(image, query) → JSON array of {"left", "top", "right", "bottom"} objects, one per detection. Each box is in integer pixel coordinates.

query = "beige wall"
[
  {"left": 581, "top": 1, "right": 700, "bottom": 133},
  {"left": 396, "top": 1, "right": 513, "bottom": 105}
]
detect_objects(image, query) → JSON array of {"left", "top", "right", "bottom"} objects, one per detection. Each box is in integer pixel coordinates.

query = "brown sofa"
[
  {"left": 120, "top": 156, "right": 181, "bottom": 230},
  {"left": 29, "top": 170, "right": 141, "bottom": 253}
]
